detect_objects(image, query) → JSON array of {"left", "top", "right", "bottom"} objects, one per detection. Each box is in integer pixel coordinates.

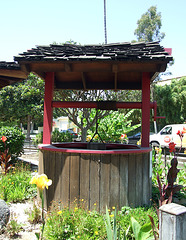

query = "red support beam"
[
  {"left": 53, "top": 101, "right": 157, "bottom": 110},
  {"left": 43, "top": 72, "right": 54, "bottom": 144},
  {"left": 52, "top": 101, "right": 143, "bottom": 109},
  {"left": 141, "top": 72, "right": 151, "bottom": 147}
]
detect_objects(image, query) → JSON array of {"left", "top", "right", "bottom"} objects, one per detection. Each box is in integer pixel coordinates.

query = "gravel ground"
[{"left": 0, "top": 200, "right": 41, "bottom": 239}]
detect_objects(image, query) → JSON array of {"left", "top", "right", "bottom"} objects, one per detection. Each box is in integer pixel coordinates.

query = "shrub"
[
  {"left": 0, "top": 126, "right": 25, "bottom": 159},
  {"left": 33, "top": 132, "right": 43, "bottom": 145},
  {"left": 33, "top": 130, "right": 73, "bottom": 145},
  {"left": 52, "top": 129, "right": 73, "bottom": 142}
]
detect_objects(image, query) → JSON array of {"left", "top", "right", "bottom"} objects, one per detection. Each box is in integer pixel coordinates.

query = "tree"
[
  {"left": 54, "top": 89, "right": 137, "bottom": 142},
  {"left": 0, "top": 73, "right": 45, "bottom": 139},
  {"left": 153, "top": 77, "right": 186, "bottom": 125},
  {"left": 134, "top": 6, "right": 165, "bottom": 42},
  {"left": 87, "top": 109, "right": 141, "bottom": 143}
]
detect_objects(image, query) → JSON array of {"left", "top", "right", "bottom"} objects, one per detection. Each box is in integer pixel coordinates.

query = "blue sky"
[{"left": 0, "top": 0, "right": 185, "bottom": 79}]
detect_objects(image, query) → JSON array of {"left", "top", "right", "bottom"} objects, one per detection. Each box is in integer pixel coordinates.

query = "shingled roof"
[
  {"left": 14, "top": 41, "right": 172, "bottom": 63},
  {"left": 13, "top": 41, "right": 172, "bottom": 90},
  {"left": 0, "top": 61, "right": 28, "bottom": 89},
  {"left": 0, "top": 41, "right": 173, "bottom": 90}
]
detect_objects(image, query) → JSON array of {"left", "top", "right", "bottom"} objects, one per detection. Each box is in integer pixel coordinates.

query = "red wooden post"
[
  {"left": 141, "top": 72, "right": 150, "bottom": 147},
  {"left": 43, "top": 72, "right": 54, "bottom": 144}
]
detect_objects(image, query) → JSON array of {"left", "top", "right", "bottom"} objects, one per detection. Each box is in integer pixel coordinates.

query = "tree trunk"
[
  {"left": 26, "top": 115, "right": 31, "bottom": 141},
  {"left": 30, "top": 122, "right": 34, "bottom": 133},
  {"left": 81, "top": 128, "right": 88, "bottom": 142}
]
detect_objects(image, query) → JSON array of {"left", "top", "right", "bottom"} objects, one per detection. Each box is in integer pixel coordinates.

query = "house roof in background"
[
  {"left": 0, "top": 61, "right": 28, "bottom": 89},
  {"left": 156, "top": 75, "right": 185, "bottom": 86}
]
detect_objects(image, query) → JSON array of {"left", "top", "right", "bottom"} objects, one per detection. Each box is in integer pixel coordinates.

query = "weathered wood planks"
[{"left": 39, "top": 150, "right": 151, "bottom": 211}]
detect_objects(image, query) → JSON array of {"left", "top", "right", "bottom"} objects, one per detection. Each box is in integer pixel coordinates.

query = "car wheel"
[{"left": 150, "top": 141, "right": 160, "bottom": 148}]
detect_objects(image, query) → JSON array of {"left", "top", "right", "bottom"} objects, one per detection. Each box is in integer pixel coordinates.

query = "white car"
[{"left": 149, "top": 124, "right": 186, "bottom": 149}]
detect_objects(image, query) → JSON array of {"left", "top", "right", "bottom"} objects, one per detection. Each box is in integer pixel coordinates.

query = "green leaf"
[
  {"left": 35, "top": 232, "right": 40, "bottom": 240},
  {"left": 105, "top": 206, "right": 113, "bottom": 240},
  {"left": 113, "top": 208, "right": 117, "bottom": 239},
  {"left": 131, "top": 217, "right": 141, "bottom": 240},
  {"left": 138, "top": 222, "right": 152, "bottom": 240},
  {"left": 122, "top": 229, "right": 129, "bottom": 240}
]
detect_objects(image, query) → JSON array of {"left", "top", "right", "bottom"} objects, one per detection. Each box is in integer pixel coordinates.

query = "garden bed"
[{"left": 0, "top": 201, "right": 41, "bottom": 240}]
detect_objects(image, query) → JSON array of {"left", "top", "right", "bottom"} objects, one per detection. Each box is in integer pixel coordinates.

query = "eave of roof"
[{"left": 0, "top": 61, "right": 28, "bottom": 89}]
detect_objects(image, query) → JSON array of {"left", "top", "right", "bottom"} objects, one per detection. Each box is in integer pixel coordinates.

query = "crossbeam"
[{"left": 52, "top": 100, "right": 156, "bottom": 110}]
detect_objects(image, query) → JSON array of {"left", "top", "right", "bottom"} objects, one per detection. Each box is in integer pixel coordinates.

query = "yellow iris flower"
[{"left": 30, "top": 174, "right": 52, "bottom": 190}]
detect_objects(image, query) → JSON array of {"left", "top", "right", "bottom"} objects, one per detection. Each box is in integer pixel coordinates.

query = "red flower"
[
  {"left": 177, "top": 127, "right": 186, "bottom": 138},
  {"left": 182, "top": 127, "right": 186, "bottom": 134},
  {"left": 121, "top": 134, "right": 127, "bottom": 139},
  {"left": 169, "top": 142, "right": 176, "bottom": 153},
  {"left": 177, "top": 130, "right": 181, "bottom": 135},
  {"left": 1, "top": 136, "right": 7, "bottom": 142}
]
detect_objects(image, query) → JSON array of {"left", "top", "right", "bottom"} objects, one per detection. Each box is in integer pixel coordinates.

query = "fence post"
[{"left": 159, "top": 203, "right": 186, "bottom": 240}]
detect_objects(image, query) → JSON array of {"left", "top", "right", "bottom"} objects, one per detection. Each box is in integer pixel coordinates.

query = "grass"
[{"left": 0, "top": 162, "right": 37, "bottom": 202}]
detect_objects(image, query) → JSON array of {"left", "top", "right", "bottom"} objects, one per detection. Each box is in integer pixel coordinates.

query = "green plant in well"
[
  {"left": 0, "top": 126, "right": 25, "bottom": 160},
  {"left": 0, "top": 163, "right": 37, "bottom": 202},
  {"left": 88, "top": 109, "right": 140, "bottom": 143}
]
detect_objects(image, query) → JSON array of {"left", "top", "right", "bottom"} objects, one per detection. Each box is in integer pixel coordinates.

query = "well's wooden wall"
[{"left": 39, "top": 150, "right": 151, "bottom": 212}]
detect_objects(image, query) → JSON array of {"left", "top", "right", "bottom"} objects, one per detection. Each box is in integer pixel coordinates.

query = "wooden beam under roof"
[
  {"left": 20, "top": 61, "right": 166, "bottom": 75},
  {"left": 151, "top": 63, "right": 167, "bottom": 82},
  {"left": 65, "top": 63, "right": 72, "bottom": 72},
  {"left": 81, "top": 72, "right": 87, "bottom": 90},
  {"left": 55, "top": 80, "right": 142, "bottom": 90},
  {"left": 112, "top": 64, "right": 118, "bottom": 90},
  {"left": 0, "top": 69, "right": 28, "bottom": 79},
  {"left": 20, "top": 63, "right": 31, "bottom": 74},
  {"left": 0, "top": 76, "right": 24, "bottom": 88}
]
